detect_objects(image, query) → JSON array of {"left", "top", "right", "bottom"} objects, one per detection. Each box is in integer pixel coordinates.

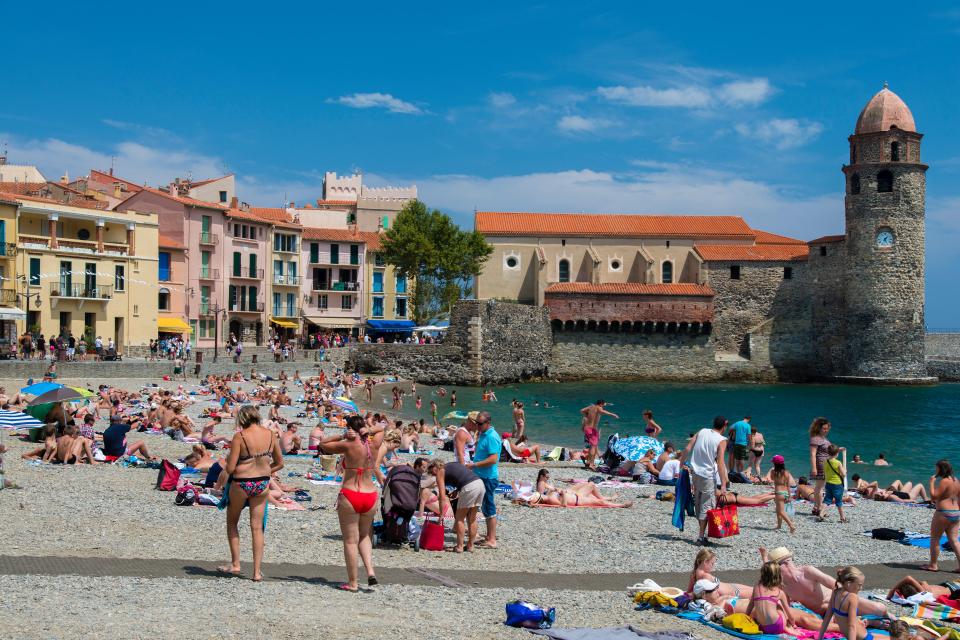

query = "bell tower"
[{"left": 841, "top": 84, "right": 928, "bottom": 379}]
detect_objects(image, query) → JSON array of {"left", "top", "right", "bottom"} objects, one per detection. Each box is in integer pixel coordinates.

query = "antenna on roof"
[{"left": 110, "top": 155, "right": 116, "bottom": 175}]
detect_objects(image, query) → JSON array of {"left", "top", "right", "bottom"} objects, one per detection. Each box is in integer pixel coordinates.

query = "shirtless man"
[
  {"left": 580, "top": 400, "right": 618, "bottom": 471},
  {"left": 759, "top": 547, "right": 888, "bottom": 618},
  {"left": 55, "top": 424, "right": 98, "bottom": 464},
  {"left": 280, "top": 423, "right": 302, "bottom": 454},
  {"left": 512, "top": 402, "right": 526, "bottom": 441},
  {"left": 454, "top": 414, "right": 478, "bottom": 464}
]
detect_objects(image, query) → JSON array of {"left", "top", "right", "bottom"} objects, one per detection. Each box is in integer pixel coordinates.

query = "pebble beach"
[{"left": 0, "top": 374, "right": 953, "bottom": 639}]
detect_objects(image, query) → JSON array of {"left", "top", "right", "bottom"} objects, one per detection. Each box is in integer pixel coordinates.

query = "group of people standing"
[{"left": 17, "top": 331, "right": 115, "bottom": 360}]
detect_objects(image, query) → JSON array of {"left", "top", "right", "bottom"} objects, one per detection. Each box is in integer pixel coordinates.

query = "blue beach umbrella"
[
  {"left": 20, "top": 381, "right": 63, "bottom": 396},
  {"left": 611, "top": 435, "right": 664, "bottom": 461},
  {"left": 0, "top": 410, "right": 43, "bottom": 430}
]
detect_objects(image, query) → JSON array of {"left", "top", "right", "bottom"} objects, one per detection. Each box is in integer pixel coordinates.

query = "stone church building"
[{"left": 473, "top": 86, "right": 929, "bottom": 383}]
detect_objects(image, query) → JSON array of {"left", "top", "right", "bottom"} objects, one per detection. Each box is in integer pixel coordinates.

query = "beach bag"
[
  {"left": 175, "top": 484, "right": 197, "bottom": 506},
  {"left": 505, "top": 600, "right": 556, "bottom": 629},
  {"left": 418, "top": 519, "right": 445, "bottom": 551},
  {"left": 155, "top": 459, "right": 181, "bottom": 491},
  {"left": 706, "top": 504, "right": 740, "bottom": 538},
  {"left": 872, "top": 527, "right": 906, "bottom": 541},
  {"left": 319, "top": 455, "right": 338, "bottom": 473}
]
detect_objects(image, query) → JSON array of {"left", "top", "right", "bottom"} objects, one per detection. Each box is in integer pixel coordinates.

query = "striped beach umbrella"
[
  {"left": 0, "top": 410, "right": 44, "bottom": 430},
  {"left": 329, "top": 397, "right": 359, "bottom": 414}
]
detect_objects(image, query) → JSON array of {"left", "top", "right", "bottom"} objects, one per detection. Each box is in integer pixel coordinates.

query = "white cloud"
[
  {"left": 716, "top": 78, "right": 774, "bottom": 107},
  {"left": 101, "top": 119, "right": 175, "bottom": 139},
  {"left": 734, "top": 118, "right": 825, "bottom": 149},
  {"left": 556, "top": 115, "right": 613, "bottom": 133},
  {"left": 488, "top": 92, "right": 517, "bottom": 108},
  {"left": 597, "top": 85, "right": 712, "bottom": 108},
  {"left": 329, "top": 92, "right": 423, "bottom": 115},
  {"left": 597, "top": 77, "right": 773, "bottom": 109}
]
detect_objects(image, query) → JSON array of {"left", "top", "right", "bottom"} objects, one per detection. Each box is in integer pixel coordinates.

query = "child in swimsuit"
[
  {"left": 771, "top": 454, "right": 797, "bottom": 534},
  {"left": 818, "top": 566, "right": 867, "bottom": 640},
  {"left": 748, "top": 561, "right": 799, "bottom": 636}
]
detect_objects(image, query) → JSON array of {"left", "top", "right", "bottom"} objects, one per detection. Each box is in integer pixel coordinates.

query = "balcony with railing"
[
  {"left": 50, "top": 283, "right": 113, "bottom": 300},
  {"left": 230, "top": 267, "right": 264, "bottom": 280},
  {"left": 17, "top": 234, "right": 128, "bottom": 255},
  {"left": 229, "top": 301, "right": 265, "bottom": 313},
  {"left": 199, "top": 268, "right": 219, "bottom": 280},
  {"left": 271, "top": 306, "right": 300, "bottom": 318},
  {"left": 272, "top": 274, "right": 301, "bottom": 286},
  {"left": 0, "top": 288, "right": 16, "bottom": 304},
  {"left": 312, "top": 280, "right": 360, "bottom": 292},
  {"left": 273, "top": 242, "right": 299, "bottom": 254},
  {"left": 199, "top": 232, "right": 219, "bottom": 245},
  {"left": 199, "top": 302, "right": 212, "bottom": 315}
]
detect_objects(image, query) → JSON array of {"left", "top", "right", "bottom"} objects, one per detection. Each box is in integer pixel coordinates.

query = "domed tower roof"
[{"left": 855, "top": 85, "right": 916, "bottom": 134}]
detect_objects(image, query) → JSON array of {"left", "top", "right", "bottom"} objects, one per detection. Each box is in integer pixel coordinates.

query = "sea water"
[{"left": 380, "top": 380, "right": 960, "bottom": 487}]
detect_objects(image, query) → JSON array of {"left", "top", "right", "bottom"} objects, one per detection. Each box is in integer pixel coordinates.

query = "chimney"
[
  {"left": 168, "top": 181, "right": 178, "bottom": 195},
  {"left": 288, "top": 201, "right": 295, "bottom": 209},
  {"left": 230, "top": 196, "right": 238, "bottom": 208},
  {"left": 60, "top": 174, "right": 68, "bottom": 184},
  {"left": 114, "top": 183, "right": 122, "bottom": 199}
]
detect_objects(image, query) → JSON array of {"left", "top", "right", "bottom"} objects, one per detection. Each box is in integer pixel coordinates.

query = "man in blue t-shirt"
[
  {"left": 468, "top": 410, "right": 500, "bottom": 549},
  {"left": 728, "top": 416, "right": 752, "bottom": 473}
]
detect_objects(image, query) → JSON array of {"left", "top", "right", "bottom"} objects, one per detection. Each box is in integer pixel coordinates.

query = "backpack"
[
  {"left": 156, "top": 459, "right": 181, "bottom": 491},
  {"left": 504, "top": 600, "right": 556, "bottom": 629},
  {"left": 175, "top": 484, "right": 197, "bottom": 506}
]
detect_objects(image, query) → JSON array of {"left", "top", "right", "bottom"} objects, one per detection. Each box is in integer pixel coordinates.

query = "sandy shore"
[{"left": 0, "top": 374, "right": 953, "bottom": 638}]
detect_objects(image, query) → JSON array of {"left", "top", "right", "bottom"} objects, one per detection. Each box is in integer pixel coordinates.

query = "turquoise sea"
[{"left": 376, "top": 381, "right": 960, "bottom": 487}]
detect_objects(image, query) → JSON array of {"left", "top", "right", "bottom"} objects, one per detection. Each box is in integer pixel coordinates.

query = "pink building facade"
[
  {"left": 301, "top": 228, "right": 367, "bottom": 337},
  {"left": 224, "top": 208, "right": 269, "bottom": 344}
]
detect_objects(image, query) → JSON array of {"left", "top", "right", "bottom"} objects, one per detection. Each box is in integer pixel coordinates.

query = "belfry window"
[
  {"left": 661, "top": 261, "right": 673, "bottom": 284},
  {"left": 558, "top": 259, "right": 570, "bottom": 283},
  {"left": 877, "top": 170, "right": 893, "bottom": 193},
  {"left": 891, "top": 141, "right": 900, "bottom": 162},
  {"left": 850, "top": 173, "right": 861, "bottom": 195}
]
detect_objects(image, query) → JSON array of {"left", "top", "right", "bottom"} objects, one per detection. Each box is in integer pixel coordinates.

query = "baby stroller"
[{"left": 379, "top": 464, "right": 420, "bottom": 545}]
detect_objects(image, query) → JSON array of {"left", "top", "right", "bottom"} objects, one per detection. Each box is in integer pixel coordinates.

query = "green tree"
[{"left": 380, "top": 200, "right": 493, "bottom": 322}]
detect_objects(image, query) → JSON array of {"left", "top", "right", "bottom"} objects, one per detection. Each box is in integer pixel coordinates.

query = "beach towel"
[
  {"left": 898, "top": 618, "right": 960, "bottom": 640},
  {"left": 530, "top": 628, "right": 694, "bottom": 640},
  {"left": 911, "top": 601, "right": 960, "bottom": 622},
  {"left": 672, "top": 469, "right": 694, "bottom": 531},
  {"left": 900, "top": 534, "right": 953, "bottom": 551}
]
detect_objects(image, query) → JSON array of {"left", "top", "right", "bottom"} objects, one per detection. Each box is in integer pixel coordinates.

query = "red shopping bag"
[
  {"left": 418, "top": 519, "right": 445, "bottom": 551},
  {"left": 706, "top": 504, "right": 740, "bottom": 538}
]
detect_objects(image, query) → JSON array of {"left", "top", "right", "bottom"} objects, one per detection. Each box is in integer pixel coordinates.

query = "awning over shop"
[
  {"left": 270, "top": 318, "right": 299, "bottom": 329},
  {"left": 0, "top": 307, "right": 26, "bottom": 321},
  {"left": 303, "top": 316, "right": 359, "bottom": 329},
  {"left": 366, "top": 320, "right": 416, "bottom": 332},
  {"left": 157, "top": 317, "right": 192, "bottom": 334}
]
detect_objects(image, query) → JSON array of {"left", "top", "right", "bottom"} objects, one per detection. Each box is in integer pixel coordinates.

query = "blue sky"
[{"left": 2, "top": 2, "right": 958, "bottom": 325}]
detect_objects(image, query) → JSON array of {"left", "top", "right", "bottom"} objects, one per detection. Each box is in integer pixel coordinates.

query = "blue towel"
[
  {"left": 672, "top": 469, "right": 694, "bottom": 531},
  {"left": 901, "top": 534, "right": 952, "bottom": 550}
]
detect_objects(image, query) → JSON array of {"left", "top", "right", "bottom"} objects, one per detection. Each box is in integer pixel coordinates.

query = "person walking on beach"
[
  {"left": 318, "top": 415, "right": 385, "bottom": 591},
  {"left": 467, "top": 410, "right": 500, "bottom": 549},
  {"left": 513, "top": 401, "right": 526, "bottom": 440},
  {"left": 749, "top": 425, "right": 766, "bottom": 478},
  {"left": 679, "top": 416, "right": 729, "bottom": 546},
  {"left": 770, "top": 455, "right": 796, "bottom": 534},
  {"left": 728, "top": 416, "right": 751, "bottom": 474},
  {"left": 821, "top": 445, "right": 847, "bottom": 523},
  {"left": 808, "top": 417, "right": 832, "bottom": 518},
  {"left": 430, "top": 399, "right": 439, "bottom": 428},
  {"left": 581, "top": 400, "right": 618, "bottom": 471},
  {"left": 922, "top": 459, "right": 960, "bottom": 572},
  {"left": 219, "top": 406, "right": 284, "bottom": 582}
]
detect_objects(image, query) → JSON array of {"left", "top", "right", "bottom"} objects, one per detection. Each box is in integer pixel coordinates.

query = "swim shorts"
[
  {"left": 733, "top": 444, "right": 748, "bottom": 461},
  {"left": 824, "top": 482, "right": 844, "bottom": 507},
  {"left": 583, "top": 427, "right": 599, "bottom": 447}
]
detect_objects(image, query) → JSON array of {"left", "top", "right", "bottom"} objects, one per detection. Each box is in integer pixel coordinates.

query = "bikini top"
[
  {"left": 831, "top": 592, "right": 854, "bottom": 618},
  {"left": 753, "top": 595, "right": 780, "bottom": 604},
  {"left": 237, "top": 430, "right": 272, "bottom": 461},
  {"left": 342, "top": 440, "right": 373, "bottom": 491}
]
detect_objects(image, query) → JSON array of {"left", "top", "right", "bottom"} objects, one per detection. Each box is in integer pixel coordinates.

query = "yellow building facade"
[
  {"left": 10, "top": 195, "right": 158, "bottom": 352},
  {"left": 0, "top": 196, "right": 21, "bottom": 355}
]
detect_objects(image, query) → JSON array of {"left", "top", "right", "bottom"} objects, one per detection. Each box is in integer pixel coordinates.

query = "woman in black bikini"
[{"left": 219, "top": 405, "right": 284, "bottom": 582}]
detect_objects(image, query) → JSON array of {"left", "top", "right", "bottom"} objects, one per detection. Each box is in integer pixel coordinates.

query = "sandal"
[
  {"left": 338, "top": 583, "right": 359, "bottom": 592},
  {"left": 368, "top": 576, "right": 378, "bottom": 586}
]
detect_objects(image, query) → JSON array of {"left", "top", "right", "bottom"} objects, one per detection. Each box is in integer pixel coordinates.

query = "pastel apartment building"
[{"left": 300, "top": 228, "right": 374, "bottom": 337}]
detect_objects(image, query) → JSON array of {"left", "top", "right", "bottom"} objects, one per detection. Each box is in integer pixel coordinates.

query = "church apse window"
[
  {"left": 850, "top": 173, "right": 860, "bottom": 195},
  {"left": 891, "top": 141, "right": 900, "bottom": 162},
  {"left": 661, "top": 261, "right": 673, "bottom": 284},
  {"left": 877, "top": 170, "right": 893, "bottom": 193},
  {"left": 558, "top": 259, "right": 570, "bottom": 283}
]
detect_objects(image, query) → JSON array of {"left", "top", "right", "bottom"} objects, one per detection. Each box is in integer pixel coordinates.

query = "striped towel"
[{"left": 911, "top": 601, "right": 960, "bottom": 621}]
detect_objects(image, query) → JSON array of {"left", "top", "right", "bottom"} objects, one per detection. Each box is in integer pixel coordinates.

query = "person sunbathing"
[
  {"left": 54, "top": 424, "right": 98, "bottom": 464},
  {"left": 280, "top": 423, "right": 302, "bottom": 454},
  {"left": 21, "top": 424, "right": 59, "bottom": 462},
  {"left": 861, "top": 486, "right": 924, "bottom": 503},
  {"left": 716, "top": 489, "right": 776, "bottom": 506},
  {"left": 506, "top": 435, "right": 542, "bottom": 463},
  {"left": 308, "top": 423, "right": 325, "bottom": 451},
  {"left": 696, "top": 578, "right": 840, "bottom": 633},
  {"left": 201, "top": 417, "right": 231, "bottom": 449},
  {"left": 184, "top": 445, "right": 216, "bottom": 471},
  {"left": 888, "top": 575, "right": 960, "bottom": 602},
  {"left": 516, "top": 473, "right": 632, "bottom": 508},
  {"left": 884, "top": 480, "right": 929, "bottom": 502},
  {"left": 688, "top": 549, "right": 754, "bottom": 600},
  {"left": 759, "top": 546, "right": 889, "bottom": 618}
]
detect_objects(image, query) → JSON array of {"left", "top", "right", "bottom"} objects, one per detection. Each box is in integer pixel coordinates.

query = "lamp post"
[
  {"left": 14, "top": 276, "right": 41, "bottom": 336},
  {"left": 211, "top": 303, "right": 228, "bottom": 362}
]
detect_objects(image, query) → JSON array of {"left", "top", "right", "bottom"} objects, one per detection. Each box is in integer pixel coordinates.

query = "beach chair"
[{"left": 500, "top": 439, "right": 524, "bottom": 463}]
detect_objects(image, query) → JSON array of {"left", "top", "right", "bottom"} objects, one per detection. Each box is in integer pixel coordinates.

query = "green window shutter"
[
  {"left": 233, "top": 252, "right": 241, "bottom": 276},
  {"left": 310, "top": 243, "right": 319, "bottom": 264}
]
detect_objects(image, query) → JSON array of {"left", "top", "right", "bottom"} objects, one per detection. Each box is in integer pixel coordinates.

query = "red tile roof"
[
  {"left": 544, "top": 282, "right": 715, "bottom": 296},
  {"left": 752, "top": 229, "right": 806, "bottom": 245},
  {"left": 158, "top": 233, "right": 186, "bottom": 250},
  {"left": 248, "top": 207, "right": 301, "bottom": 229},
  {"left": 315, "top": 199, "right": 358, "bottom": 206},
  {"left": 225, "top": 207, "right": 270, "bottom": 224},
  {"left": 301, "top": 227, "right": 382, "bottom": 247},
  {"left": 0, "top": 182, "right": 46, "bottom": 195},
  {"left": 0, "top": 190, "right": 106, "bottom": 210},
  {"left": 476, "top": 211, "right": 755, "bottom": 239},
  {"left": 88, "top": 169, "right": 144, "bottom": 192},
  {"left": 807, "top": 234, "right": 845, "bottom": 245},
  {"left": 0, "top": 192, "right": 20, "bottom": 206},
  {"left": 138, "top": 186, "right": 228, "bottom": 210},
  {"left": 694, "top": 244, "right": 809, "bottom": 262},
  {"left": 187, "top": 173, "right": 233, "bottom": 188}
]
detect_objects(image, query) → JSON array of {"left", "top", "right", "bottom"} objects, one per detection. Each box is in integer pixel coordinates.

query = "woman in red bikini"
[
  {"left": 318, "top": 414, "right": 385, "bottom": 591},
  {"left": 219, "top": 405, "right": 284, "bottom": 582}
]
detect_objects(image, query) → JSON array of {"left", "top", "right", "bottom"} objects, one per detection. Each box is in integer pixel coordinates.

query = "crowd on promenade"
[{"left": 0, "top": 368, "right": 958, "bottom": 638}]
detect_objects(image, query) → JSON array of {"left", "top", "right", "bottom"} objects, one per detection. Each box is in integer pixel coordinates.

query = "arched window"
[
  {"left": 850, "top": 173, "right": 861, "bottom": 195},
  {"left": 877, "top": 170, "right": 893, "bottom": 193},
  {"left": 158, "top": 287, "right": 170, "bottom": 311},
  {"left": 891, "top": 141, "right": 900, "bottom": 162},
  {"left": 662, "top": 261, "right": 673, "bottom": 284},
  {"left": 558, "top": 259, "right": 570, "bottom": 283}
]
